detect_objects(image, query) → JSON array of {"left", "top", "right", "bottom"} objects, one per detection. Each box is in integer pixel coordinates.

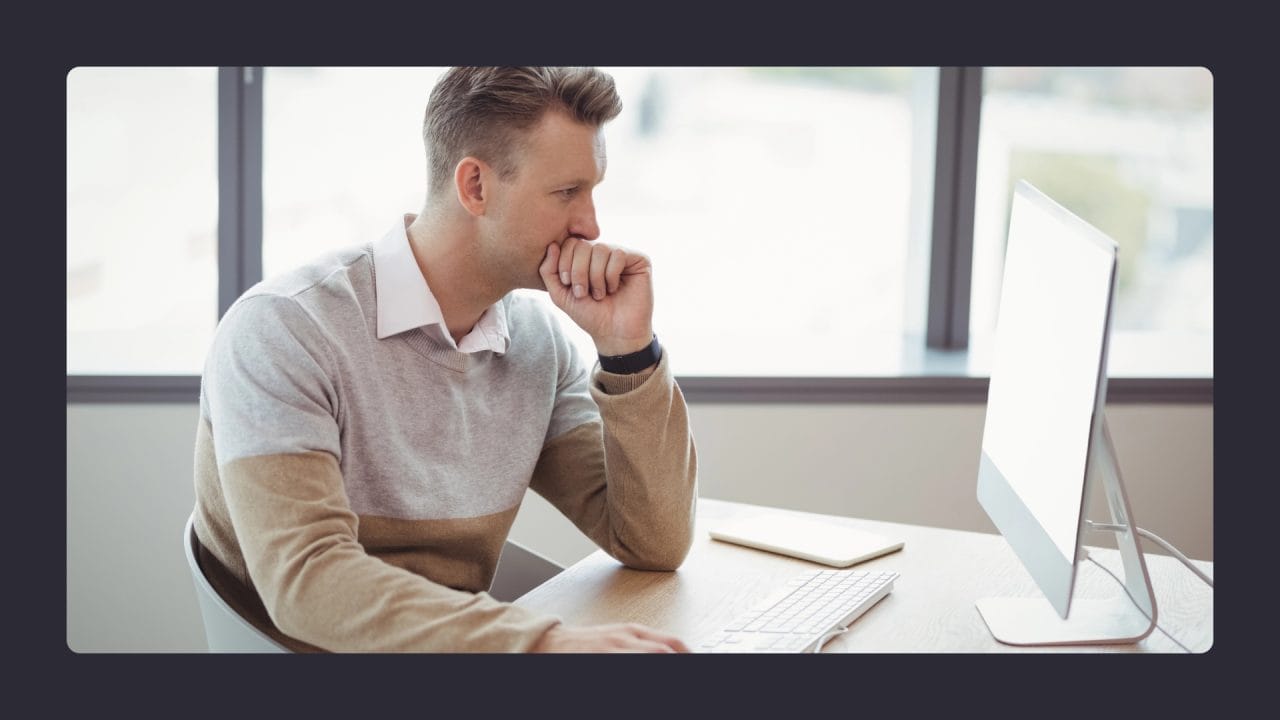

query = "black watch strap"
[{"left": 598, "top": 334, "right": 662, "bottom": 374}]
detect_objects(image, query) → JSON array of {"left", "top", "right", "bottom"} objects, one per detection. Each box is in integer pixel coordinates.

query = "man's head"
[
  {"left": 421, "top": 67, "right": 623, "bottom": 291},
  {"left": 423, "top": 66, "right": 622, "bottom": 201}
]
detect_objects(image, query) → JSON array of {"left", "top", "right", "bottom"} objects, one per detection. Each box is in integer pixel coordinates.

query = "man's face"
[{"left": 480, "top": 109, "right": 607, "bottom": 290}]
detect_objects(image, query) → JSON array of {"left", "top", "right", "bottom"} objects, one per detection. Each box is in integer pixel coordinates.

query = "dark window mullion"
[
  {"left": 218, "top": 66, "right": 264, "bottom": 318},
  {"left": 926, "top": 66, "right": 983, "bottom": 350}
]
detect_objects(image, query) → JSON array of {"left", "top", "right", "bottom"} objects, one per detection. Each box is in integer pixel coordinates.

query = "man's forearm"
[
  {"left": 531, "top": 351, "right": 698, "bottom": 571},
  {"left": 220, "top": 450, "right": 561, "bottom": 651}
]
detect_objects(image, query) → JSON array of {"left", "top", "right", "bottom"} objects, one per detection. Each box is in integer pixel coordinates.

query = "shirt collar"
[{"left": 373, "top": 215, "right": 510, "bottom": 354}]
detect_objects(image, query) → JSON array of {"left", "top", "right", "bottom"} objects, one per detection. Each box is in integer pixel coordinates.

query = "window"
[
  {"left": 262, "top": 66, "right": 940, "bottom": 375},
  {"left": 596, "top": 67, "right": 940, "bottom": 375},
  {"left": 66, "top": 67, "right": 219, "bottom": 375},
  {"left": 262, "top": 67, "right": 447, "bottom": 280},
  {"left": 67, "top": 66, "right": 1212, "bottom": 402},
  {"left": 970, "top": 67, "right": 1212, "bottom": 377}
]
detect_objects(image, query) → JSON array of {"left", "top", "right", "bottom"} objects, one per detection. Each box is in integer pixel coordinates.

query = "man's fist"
[{"left": 539, "top": 238, "right": 655, "bottom": 357}]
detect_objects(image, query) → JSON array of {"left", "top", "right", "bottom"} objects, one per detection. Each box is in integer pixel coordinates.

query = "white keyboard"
[{"left": 698, "top": 568, "right": 898, "bottom": 653}]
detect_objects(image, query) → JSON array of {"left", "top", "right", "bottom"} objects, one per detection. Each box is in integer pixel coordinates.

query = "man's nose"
[{"left": 570, "top": 198, "right": 600, "bottom": 241}]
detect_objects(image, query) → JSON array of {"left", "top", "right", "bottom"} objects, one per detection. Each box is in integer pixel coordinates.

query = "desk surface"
[{"left": 514, "top": 498, "right": 1214, "bottom": 653}]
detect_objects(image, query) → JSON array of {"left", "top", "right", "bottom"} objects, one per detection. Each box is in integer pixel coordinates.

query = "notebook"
[{"left": 707, "top": 513, "right": 904, "bottom": 568}]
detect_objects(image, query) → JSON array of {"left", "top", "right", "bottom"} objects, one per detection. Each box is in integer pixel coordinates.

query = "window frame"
[{"left": 65, "top": 66, "right": 1212, "bottom": 405}]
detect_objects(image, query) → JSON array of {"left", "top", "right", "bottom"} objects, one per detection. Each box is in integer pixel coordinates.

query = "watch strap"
[{"left": 598, "top": 334, "right": 662, "bottom": 374}]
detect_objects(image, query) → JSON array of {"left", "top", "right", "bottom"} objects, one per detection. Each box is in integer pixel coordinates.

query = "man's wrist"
[
  {"left": 597, "top": 334, "right": 661, "bottom": 374},
  {"left": 593, "top": 333, "right": 655, "bottom": 358}
]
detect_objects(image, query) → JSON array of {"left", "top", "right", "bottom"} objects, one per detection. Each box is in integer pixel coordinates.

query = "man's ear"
[{"left": 454, "top": 156, "right": 489, "bottom": 217}]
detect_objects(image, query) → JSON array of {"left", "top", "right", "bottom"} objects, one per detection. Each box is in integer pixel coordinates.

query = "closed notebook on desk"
[{"left": 708, "top": 514, "right": 904, "bottom": 568}]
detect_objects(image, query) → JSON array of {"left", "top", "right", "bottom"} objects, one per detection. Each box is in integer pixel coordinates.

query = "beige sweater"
[{"left": 192, "top": 240, "right": 697, "bottom": 652}]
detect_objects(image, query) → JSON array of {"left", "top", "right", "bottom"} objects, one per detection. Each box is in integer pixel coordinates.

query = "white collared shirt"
[{"left": 372, "top": 215, "right": 509, "bottom": 355}]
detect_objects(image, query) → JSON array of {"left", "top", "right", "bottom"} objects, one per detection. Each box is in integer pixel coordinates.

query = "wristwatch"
[{"left": 598, "top": 334, "right": 662, "bottom": 374}]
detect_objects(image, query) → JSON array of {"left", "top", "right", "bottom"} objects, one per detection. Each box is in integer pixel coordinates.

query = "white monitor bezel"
[
  {"left": 976, "top": 180, "right": 1118, "bottom": 619},
  {"left": 975, "top": 180, "right": 1157, "bottom": 646}
]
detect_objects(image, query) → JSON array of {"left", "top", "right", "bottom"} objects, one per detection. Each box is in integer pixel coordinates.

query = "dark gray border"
[
  {"left": 67, "top": 375, "right": 1211, "bottom": 405},
  {"left": 927, "top": 67, "right": 982, "bottom": 350}
]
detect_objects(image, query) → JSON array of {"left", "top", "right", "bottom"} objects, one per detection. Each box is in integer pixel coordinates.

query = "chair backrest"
[
  {"left": 183, "top": 513, "right": 288, "bottom": 653},
  {"left": 184, "top": 513, "right": 565, "bottom": 650}
]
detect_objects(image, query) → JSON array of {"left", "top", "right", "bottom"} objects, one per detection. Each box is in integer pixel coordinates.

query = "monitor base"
[
  {"left": 976, "top": 419, "right": 1159, "bottom": 647},
  {"left": 976, "top": 595, "right": 1155, "bottom": 646}
]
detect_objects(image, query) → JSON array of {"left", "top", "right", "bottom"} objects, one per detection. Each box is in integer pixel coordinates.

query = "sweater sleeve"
[
  {"left": 528, "top": 346, "right": 699, "bottom": 571},
  {"left": 203, "top": 294, "right": 561, "bottom": 651}
]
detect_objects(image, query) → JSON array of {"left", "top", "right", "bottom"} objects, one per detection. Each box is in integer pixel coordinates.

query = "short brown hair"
[{"left": 422, "top": 66, "right": 623, "bottom": 197}]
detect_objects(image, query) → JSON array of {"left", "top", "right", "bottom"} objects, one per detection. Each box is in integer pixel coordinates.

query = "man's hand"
[
  {"left": 530, "top": 622, "right": 691, "bottom": 653},
  {"left": 539, "top": 238, "right": 654, "bottom": 357}
]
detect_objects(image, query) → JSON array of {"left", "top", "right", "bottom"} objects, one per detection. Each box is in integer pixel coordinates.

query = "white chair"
[
  {"left": 184, "top": 513, "right": 287, "bottom": 652},
  {"left": 184, "top": 513, "right": 564, "bottom": 652}
]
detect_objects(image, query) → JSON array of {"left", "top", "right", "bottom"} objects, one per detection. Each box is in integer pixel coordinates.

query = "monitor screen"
[{"left": 976, "top": 180, "right": 1118, "bottom": 619}]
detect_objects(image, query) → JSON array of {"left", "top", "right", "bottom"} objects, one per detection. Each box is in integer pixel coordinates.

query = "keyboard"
[{"left": 697, "top": 568, "right": 898, "bottom": 653}]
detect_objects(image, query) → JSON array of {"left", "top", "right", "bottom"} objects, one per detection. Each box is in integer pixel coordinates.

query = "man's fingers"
[
  {"left": 570, "top": 240, "right": 592, "bottom": 299},
  {"left": 604, "top": 247, "right": 627, "bottom": 295},
  {"left": 630, "top": 641, "right": 678, "bottom": 654},
  {"left": 540, "top": 242, "right": 560, "bottom": 284},
  {"left": 665, "top": 637, "right": 692, "bottom": 653},
  {"left": 548, "top": 239, "right": 648, "bottom": 308},
  {"left": 589, "top": 243, "right": 611, "bottom": 300},
  {"left": 540, "top": 243, "right": 570, "bottom": 304},
  {"left": 532, "top": 623, "right": 688, "bottom": 653},
  {"left": 558, "top": 237, "right": 578, "bottom": 288},
  {"left": 610, "top": 633, "right": 677, "bottom": 654},
  {"left": 626, "top": 623, "right": 691, "bottom": 653}
]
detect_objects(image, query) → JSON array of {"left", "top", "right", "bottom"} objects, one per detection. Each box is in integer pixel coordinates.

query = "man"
[{"left": 191, "top": 67, "right": 697, "bottom": 652}]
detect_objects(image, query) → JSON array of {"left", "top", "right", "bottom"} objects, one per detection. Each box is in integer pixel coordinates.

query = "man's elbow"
[
  {"left": 640, "top": 543, "right": 692, "bottom": 572},
  {"left": 615, "top": 526, "right": 694, "bottom": 572},
  {"left": 252, "top": 543, "right": 349, "bottom": 646},
  {"left": 258, "top": 574, "right": 319, "bottom": 644}
]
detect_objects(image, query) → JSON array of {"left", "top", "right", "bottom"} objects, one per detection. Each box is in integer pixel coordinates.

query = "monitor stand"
[{"left": 976, "top": 420, "right": 1158, "bottom": 646}]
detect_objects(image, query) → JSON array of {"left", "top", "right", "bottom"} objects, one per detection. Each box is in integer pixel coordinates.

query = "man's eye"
[{"left": 557, "top": 188, "right": 578, "bottom": 199}]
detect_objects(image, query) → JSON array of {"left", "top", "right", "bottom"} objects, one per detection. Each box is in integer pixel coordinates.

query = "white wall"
[{"left": 67, "top": 401, "right": 1212, "bottom": 652}]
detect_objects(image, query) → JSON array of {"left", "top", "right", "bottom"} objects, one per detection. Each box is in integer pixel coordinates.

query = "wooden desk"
[{"left": 514, "top": 498, "right": 1213, "bottom": 652}]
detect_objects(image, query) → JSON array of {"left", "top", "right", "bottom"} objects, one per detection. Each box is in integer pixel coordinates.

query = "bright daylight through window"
[
  {"left": 67, "top": 66, "right": 1212, "bottom": 383},
  {"left": 262, "top": 67, "right": 940, "bottom": 376},
  {"left": 67, "top": 67, "right": 219, "bottom": 375},
  {"left": 970, "top": 67, "right": 1212, "bottom": 377}
]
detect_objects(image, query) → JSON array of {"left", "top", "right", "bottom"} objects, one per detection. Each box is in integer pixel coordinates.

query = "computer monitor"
[{"left": 974, "top": 180, "right": 1157, "bottom": 646}]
